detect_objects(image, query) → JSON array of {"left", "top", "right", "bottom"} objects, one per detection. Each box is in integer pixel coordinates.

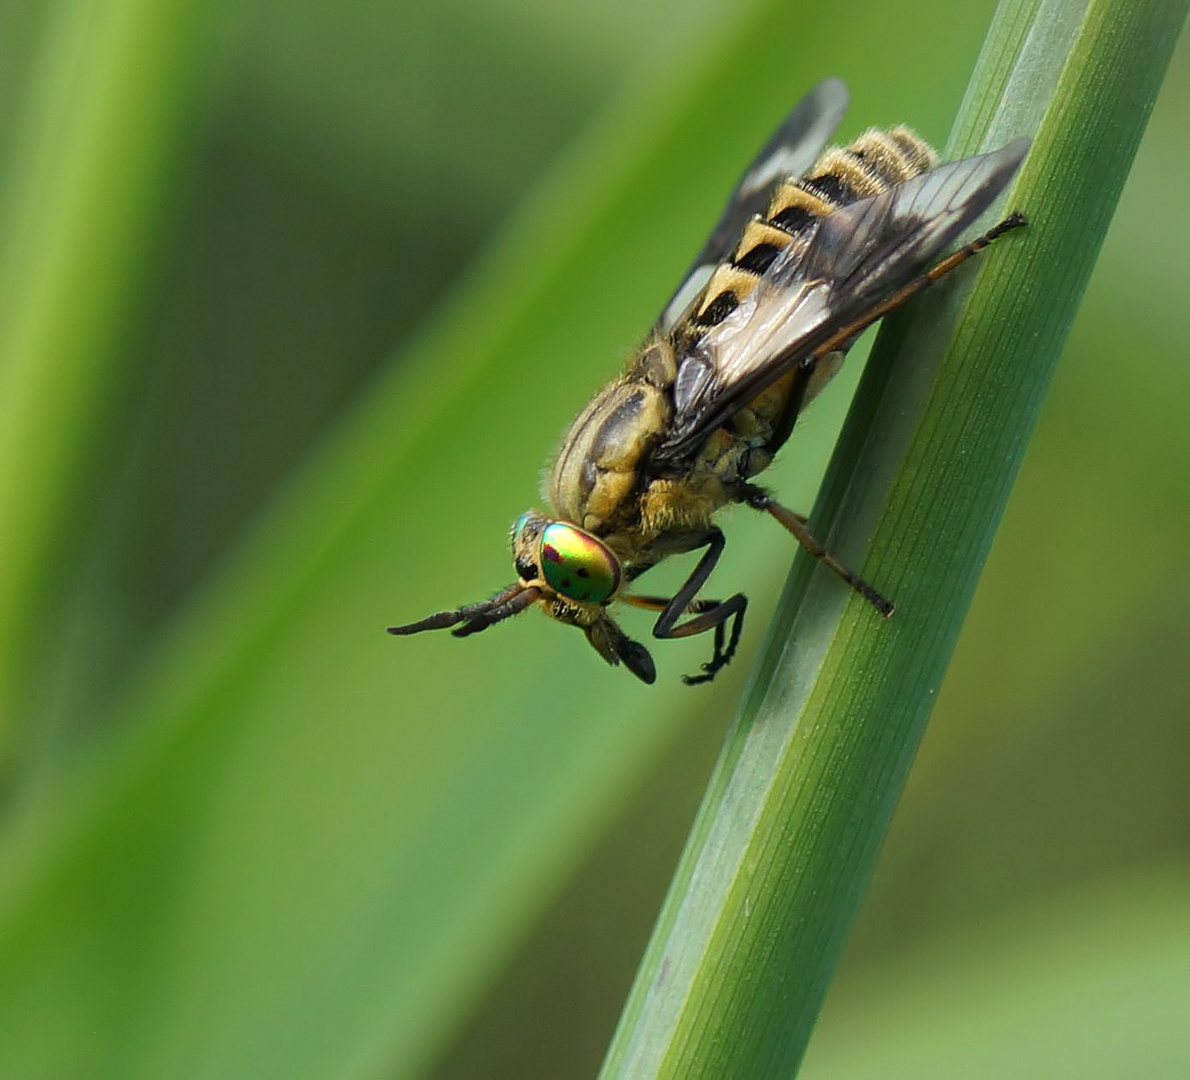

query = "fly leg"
[
  {"left": 627, "top": 528, "right": 747, "bottom": 684},
  {"left": 622, "top": 594, "right": 734, "bottom": 683},
  {"left": 740, "top": 484, "right": 894, "bottom": 617}
]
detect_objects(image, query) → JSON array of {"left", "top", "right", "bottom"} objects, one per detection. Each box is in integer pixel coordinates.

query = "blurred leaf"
[
  {"left": 803, "top": 867, "right": 1190, "bottom": 1079},
  {"left": 0, "top": 0, "right": 211, "bottom": 757}
]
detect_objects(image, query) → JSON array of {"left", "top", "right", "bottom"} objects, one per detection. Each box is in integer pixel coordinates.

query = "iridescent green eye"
[{"left": 539, "top": 522, "right": 620, "bottom": 604}]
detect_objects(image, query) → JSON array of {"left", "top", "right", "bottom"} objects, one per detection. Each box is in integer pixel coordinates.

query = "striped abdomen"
[{"left": 686, "top": 127, "right": 938, "bottom": 333}]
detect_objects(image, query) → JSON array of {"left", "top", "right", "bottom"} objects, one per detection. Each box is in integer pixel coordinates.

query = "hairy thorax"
[{"left": 547, "top": 337, "right": 778, "bottom": 565}]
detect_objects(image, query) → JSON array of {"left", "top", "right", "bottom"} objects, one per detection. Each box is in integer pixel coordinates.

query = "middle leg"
[
  {"left": 740, "top": 483, "right": 894, "bottom": 617},
  {"left": 627, "top": 529, "right": 747, "bottom": 684}
]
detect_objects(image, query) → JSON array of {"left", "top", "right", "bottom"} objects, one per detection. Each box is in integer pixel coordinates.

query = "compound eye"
[{"left": 539, "top": 523, "right": 620, "bottom": 604}]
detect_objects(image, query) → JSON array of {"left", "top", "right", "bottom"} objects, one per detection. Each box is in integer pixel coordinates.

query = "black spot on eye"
[
  {"left": 561, "top": 578, "right": 572, "bottom": 589},
  {"left": 696, "top": 291, "right": 738, "bottom": 326},
  {"left": 576, "top": 567, "right": 590, "bottom": 578},
  {"left": 770, "top": 205, "right": 814, "bottom": 234},
  {"left": 734, "top": 243, "right": 780, "bottom": 274},
  {"left": 804, "top": 173, "right": 856, "bottom": 205}
]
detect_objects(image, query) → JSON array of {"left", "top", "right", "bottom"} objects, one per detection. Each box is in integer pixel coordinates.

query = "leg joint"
[{"left": 739, "top": 483, "right": 770, "bottom": 510}]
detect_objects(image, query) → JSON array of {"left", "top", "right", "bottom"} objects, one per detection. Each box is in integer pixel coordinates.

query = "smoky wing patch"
[
  {"left": 734, "top": 78, "right": 849, "bottom": 200},
  {"left": 655, "top": 138, "right": 1029, "bottom": 463},
  {"left": 657, "top": 78, "right": 848, "bottom": 334},
  {"left": 802, "top": 137, "right": 1029, "bottom": 302}
]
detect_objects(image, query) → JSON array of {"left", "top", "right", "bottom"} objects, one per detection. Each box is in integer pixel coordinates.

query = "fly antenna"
[
  {"left": 387, "top": 583, "right": 540, "bottom": 638},
  {"left": 451, "top": 585, "right": 540, "bottom": 637}
]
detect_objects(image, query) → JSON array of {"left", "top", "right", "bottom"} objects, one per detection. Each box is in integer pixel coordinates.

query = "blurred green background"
[{"left": 0, "top": 0, "right": 1185, "bottom": 1077}]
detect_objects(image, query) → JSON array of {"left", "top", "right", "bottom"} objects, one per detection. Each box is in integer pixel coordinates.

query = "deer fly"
[{"left": 389, "top": 78, "right": 1028, "bottom": 684}]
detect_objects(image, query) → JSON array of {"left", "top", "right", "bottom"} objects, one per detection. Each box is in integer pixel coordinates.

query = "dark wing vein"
[{"left": 656, "top": 137, "right": 1030, "bottom": 463}]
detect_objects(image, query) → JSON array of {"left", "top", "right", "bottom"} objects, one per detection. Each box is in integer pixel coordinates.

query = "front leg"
[
  {"left": 627, "top": 528, "right": 747, "bottom": 685},
  {"left": 621, "top": 594, "right": 733, "bottom": 684}
]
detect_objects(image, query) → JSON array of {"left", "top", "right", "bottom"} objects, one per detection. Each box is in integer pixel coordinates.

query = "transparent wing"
[
  {"left": 657, "top": 78, "right": 849, "bottom": 334},
  {"left": 656, "top": 137, "right": 1030, "bottom": 462}
]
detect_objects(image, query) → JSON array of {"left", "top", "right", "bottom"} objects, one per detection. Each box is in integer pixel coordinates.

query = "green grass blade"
[
  {"left": 0, "top": 0, "right": 209, "bottom": 754},
  {"left": 599, "top": 1, "right": 1187, "bottom": 1077}
]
